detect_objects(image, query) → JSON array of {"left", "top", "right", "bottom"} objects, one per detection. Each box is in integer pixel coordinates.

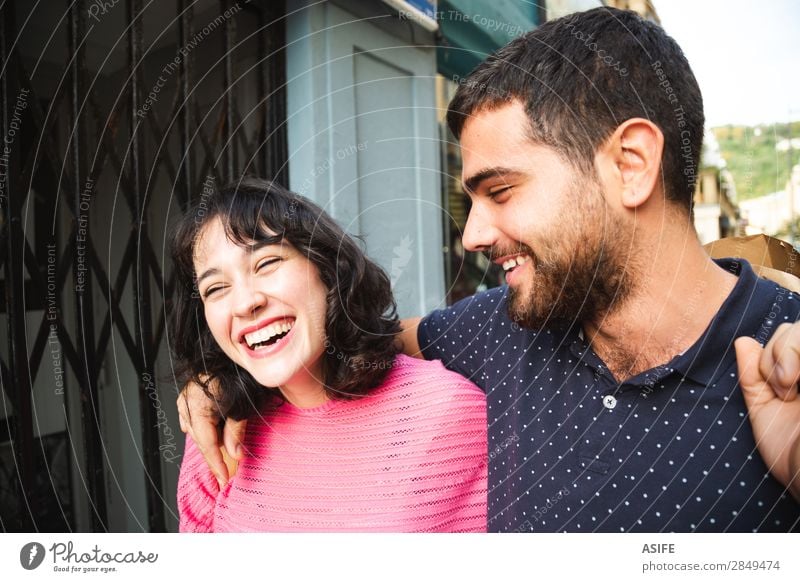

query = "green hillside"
[{"left": 712, "top": 122, "right": 800, "bottom": 201}]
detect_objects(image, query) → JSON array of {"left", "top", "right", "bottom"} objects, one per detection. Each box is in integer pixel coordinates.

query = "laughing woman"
[{"left": 170, "top": 178, "right": 487, "bottom": 532}]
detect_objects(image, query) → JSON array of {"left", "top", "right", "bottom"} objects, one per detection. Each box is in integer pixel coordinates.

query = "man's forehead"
[
  {"left": 460, "top": 100, "right": 527, "bottom": 134},
  {"left": 460, "top": 140, "right": 557, "bottom": 188},
  {"left": 459, "top": 105, "right": 535, "bottom": 164}
]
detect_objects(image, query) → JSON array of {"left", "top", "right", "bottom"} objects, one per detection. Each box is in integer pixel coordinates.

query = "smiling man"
[{"left": 179, "top": 7, "right": 800, "bottom": 531}]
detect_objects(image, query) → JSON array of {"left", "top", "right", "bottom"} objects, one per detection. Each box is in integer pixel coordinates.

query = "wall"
[{"left": 286, "top": 0, "right": 445, "bottom": 318}]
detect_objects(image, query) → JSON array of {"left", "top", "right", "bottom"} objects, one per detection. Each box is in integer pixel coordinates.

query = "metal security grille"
[{"left": 0, "top": 0, "right": 288, "bottom": 532}]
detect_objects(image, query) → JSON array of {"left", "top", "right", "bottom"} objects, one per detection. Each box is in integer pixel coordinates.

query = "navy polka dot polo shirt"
[{"left": 419, "top": 259, "right": 800, "bottom": 532}]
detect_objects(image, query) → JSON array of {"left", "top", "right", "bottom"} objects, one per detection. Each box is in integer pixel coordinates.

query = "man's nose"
[{"left": 462, "top": 202, "right": 499, "bottom": 253}]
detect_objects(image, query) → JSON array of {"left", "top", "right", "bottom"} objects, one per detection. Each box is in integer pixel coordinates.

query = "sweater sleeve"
[{"left": 177, "top": 434, "right": 219, "bottom": 532}]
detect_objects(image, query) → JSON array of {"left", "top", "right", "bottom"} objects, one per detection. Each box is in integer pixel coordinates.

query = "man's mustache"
[{"left": 484, "top": 243, "right": 535, "bottom": 263}]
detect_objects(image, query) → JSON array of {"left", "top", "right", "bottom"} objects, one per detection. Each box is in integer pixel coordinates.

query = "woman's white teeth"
[
  {"left": 245, "top": 321, "right": 293, "bottom": 348},
  {"left": 502, "top": 255, "right": 530, "bottom": 272}
]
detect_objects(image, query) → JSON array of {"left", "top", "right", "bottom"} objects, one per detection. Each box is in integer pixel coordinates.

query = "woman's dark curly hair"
[{"left": 169, "top": 177, "right": 401, "bottom": 420}]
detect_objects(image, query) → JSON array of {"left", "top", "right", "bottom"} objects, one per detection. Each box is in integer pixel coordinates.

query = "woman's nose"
[{"left": 231, "top": 279, "right": 267, "bottom": 318}]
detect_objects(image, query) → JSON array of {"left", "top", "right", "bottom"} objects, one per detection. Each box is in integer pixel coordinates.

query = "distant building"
[
  {"left": 546, "top": 0, "right": 604, "bottom": 20},
  {"left": 693, "top": 129, "right": 741, "bottom": 243},
  {"left": 740, "top": 164, "right": 800, "bottom": 240},
  {"left": 603, "top": 0, "right": 660, "bottom": 22}
]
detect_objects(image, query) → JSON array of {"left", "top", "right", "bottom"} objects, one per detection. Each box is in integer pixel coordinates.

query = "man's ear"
[{"left": 595, "top": 118, "right": 664, "bottom": 210}]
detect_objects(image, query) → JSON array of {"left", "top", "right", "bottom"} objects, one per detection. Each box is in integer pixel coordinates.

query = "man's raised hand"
[
  {"left": 735, "top": 324, "right": 800, "bottom": 500},
  {"left": 177, "top": 378, "right": 247, "bottom": 489}
]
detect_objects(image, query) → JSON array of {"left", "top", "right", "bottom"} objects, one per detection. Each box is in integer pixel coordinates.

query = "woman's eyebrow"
[
  {"left": 247, "top": 236, "right": 285, "bottom": 251},
  {"left": 194, "top": 238, "right": 288, "bottom": 284},
  {"left": 196, "top": 267, "right": 220, "bottom": 286}
]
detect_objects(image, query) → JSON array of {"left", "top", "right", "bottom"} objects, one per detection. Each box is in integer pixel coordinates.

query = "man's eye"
[{"left": 488, "top": 187, "right": 511, "bottom": 200}]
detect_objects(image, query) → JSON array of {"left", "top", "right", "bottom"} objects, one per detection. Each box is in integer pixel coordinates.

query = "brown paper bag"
[{"left": 704, "top": 234, "right": 800, "bottom": 292}]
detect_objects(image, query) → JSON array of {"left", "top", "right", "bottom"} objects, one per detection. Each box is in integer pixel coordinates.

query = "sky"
[{"left": 656, "top": 0, "right": 800, "bottom": 128}]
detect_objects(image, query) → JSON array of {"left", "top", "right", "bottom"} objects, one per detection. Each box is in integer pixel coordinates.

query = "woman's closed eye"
[
  {"left": 256, "top": 257, "right": 282, "bottom": 272},
  {"left": 201, "top": 283, "right": 225, "bottom": 299}
]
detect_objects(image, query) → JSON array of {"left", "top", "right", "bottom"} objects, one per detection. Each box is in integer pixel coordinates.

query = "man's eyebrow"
[{"left": 462, "top": 167, "right": 523, "bottom": 194}]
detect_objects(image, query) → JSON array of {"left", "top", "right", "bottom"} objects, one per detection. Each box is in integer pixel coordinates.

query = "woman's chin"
[{"left": 249, "top": 369, "right": 291, "bottom": 389}]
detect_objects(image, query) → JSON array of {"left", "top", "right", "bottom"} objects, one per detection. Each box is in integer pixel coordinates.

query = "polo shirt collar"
[
  {"left": 659, "top": 258, "right": 776, "bottom": 386},
  {"left": 567, "top": 258, "right": 780, "bottom": 388}
]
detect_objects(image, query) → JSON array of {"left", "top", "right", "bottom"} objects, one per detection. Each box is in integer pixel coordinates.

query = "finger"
[
  {"left": 177, "top": 386, "right": 211, "bottom": 447},
  {"left": 175, "top": 389, "right": 194, "bottom": 438},
  {"left": 735, "top": 337, "right": 773, "bottom": 410},
  {"left": 223, "top": 417, "right": 248, "bottom": 460},
  {"left": 175, "top": 390, "right": 188, "bottom": 433},
  {"left": 193, "top": 418, "right": 229, "bottom": 489},
  {"left": 758, "top": 324, "right": 785, "bottom": 398},
  {"left": 177, "top": 378, "right": 228, "bottom": 485},
  {"left": 766, "top": 323, "right": 800, "bottom": 401}
]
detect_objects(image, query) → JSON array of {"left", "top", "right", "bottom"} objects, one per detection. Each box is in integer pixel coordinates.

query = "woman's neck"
[{"left": 279, "top": 374, "right": 329, "bottom": 408}]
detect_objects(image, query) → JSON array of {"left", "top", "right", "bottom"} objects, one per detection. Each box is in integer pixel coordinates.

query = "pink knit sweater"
[{"left": 178, "top": 355, "right": 487, "bottom": 532}]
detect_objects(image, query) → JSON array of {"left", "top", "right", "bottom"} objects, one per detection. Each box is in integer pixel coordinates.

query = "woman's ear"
[{"left": 595, "top": 118, "right": 665, "bottom": 210}]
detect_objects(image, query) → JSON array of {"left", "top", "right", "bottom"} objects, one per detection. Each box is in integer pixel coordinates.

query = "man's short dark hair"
[{"left": 447, "top": 7, "right": 704, "bottom": 214}]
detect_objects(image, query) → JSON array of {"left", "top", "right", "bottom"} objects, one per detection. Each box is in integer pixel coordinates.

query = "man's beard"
[{"left": 500, "top": 188, "right": 636, "bottom": 331}]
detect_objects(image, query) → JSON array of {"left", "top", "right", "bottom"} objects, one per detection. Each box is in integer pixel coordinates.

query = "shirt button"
[{"left": 602, "top": 395, "right": 617, "bottom": 409}]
